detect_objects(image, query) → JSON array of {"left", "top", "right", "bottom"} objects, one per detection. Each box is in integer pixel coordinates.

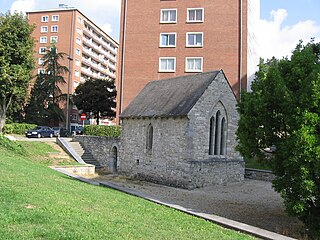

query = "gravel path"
[{"left": 93, "top": 175, "right": 305, "bottom": 239}]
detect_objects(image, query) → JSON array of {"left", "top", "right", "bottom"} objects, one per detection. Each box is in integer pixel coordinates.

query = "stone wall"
[
  {"left": 73, "top": 135, "right": 120, "bottom": 172},
  {"left": 245, "top": 168, "right": 275, "bottom": 182},
  {"left": 120, "top": 117, "right": 192, "bottom": 188}
]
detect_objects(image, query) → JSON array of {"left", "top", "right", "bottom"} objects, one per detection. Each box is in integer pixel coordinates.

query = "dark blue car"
[{"left": 25, "top": 126, "right": 55, "bottom": 138}]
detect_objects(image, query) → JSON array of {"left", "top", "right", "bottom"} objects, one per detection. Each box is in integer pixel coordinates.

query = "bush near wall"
[
  {"left": 3, "top": 123, "right": 37, "bottom": 135},
  {"left": 84, "top": 125, "right": 121, "bottom": 137}
]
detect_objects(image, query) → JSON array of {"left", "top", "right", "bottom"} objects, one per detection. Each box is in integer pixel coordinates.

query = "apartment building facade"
[
  {"left": 27, "top": 5, "right": 118, "bottom": 127},
  {"left": 117, "top": 0, "right": 259, "bottom": 120}
]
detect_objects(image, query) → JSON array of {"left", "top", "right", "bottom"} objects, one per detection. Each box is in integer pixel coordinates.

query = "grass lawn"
[
  {"left": 244, "top": 157, "right": 272, "bottom": 171},
  {"left": 0, "top": 138, "right": 255, "bottom": 240}
]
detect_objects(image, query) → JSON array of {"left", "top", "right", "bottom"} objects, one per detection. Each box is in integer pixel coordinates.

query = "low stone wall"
[
  {"left": 50, "top": 165, "right": 95, "bottom": 176},
  {"left": 123, "top": 158, "right": 245, "bottom": 190},
  {"left": 245, "top": 168, "right": 275, "bottom": 182},
  {"left": 189, "top": 158, "right": 245, "bottom": 189},
  {"left": 73, "top": 135, "right": 120, "bottom": 172}
]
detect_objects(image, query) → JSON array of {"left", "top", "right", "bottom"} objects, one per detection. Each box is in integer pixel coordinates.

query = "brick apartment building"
[
  {"left": 27, "top": 4, "right": 118, "bottom": 128},
  {"left": 116, "top": 0, "right": 259, "bottom": 120}
]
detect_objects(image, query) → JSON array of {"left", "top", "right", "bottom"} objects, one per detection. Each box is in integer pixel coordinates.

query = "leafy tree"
[
  {"left": 25, "top": 45, "right": 68, "bottom": 125},
  {"left": 237, "top": 40, "right": 320, "bottom": 238},
  {"left": 74, "top": 78, "right": 116, "bottom": 125},
  {"left": 0, "top": 12, "right": 35, "bottom": 132}
]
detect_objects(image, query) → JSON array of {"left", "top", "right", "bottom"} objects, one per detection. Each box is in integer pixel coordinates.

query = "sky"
[{"left": 0, "top": 0, "right": 319, "bottom": 60}]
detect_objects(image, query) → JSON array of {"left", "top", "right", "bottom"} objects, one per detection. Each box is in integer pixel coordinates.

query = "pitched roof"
[{"left": 120, "top": 70, "right": 223, "bottom": 118}]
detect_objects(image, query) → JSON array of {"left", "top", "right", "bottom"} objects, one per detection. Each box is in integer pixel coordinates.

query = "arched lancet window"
[
  {"left": 146, "top": 124, "right": 153, "bottom": 150},
  {"left": 214, "top": 110, "right": 221, "bottom": 155},
  {"left": 112, "top": 146, "right": 118, "bottom": 172},
  {"left": 208, "top": 103, "right": 228, "bottom": 156},
  {"left": 220, "top": 117, "right": 226, "bottom": 155},
  {"left": 209, "top": 116, "right": 215, "bottom": 155}
]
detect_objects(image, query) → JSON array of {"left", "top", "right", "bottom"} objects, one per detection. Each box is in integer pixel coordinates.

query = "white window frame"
[
  {"left": 185, "top": 57, "right": 203, "bottom": 72},
  {"left": 41, "top": 16, "right": 49, "bottom": 22},
  {"left": 52, "top": 15, "right": 59, "bottom": 22},
  {"left": 159, "top": 33, "right": 176, "bottom": 47},
  {"left": 75, "top": 59, "right": 80, "bottom": 67},
  {"left": 51, "top": 25, "right": 58, "bottom": 32},
  {"left": 77, "top": 27, "right": 82, "bottom": 34},
  {"left": 39, "top": 36, "right": 47, "bottom": 44},
  {"left": 186, "top": 32, "right": 203, "bottom": 47},
  {"left": 75, "top": 48, "right": 81, "bottom": 56},
  {"left": 74, "top": 81, "right": 79, "bottom": 89},
  {"left": 159, "top": 57, "right": 176, "bottom": 73},
  {"left": 187, "top": 8, "right": 204, "bottom": 23},
  {"left": 74, "top": 70, "right": 80, "bottom": 77},
  {"left": 40, "top": 26, "right": 48, "bottom": 33},
  {"left": 39, "top": 47, "right": 46, "bottom": 54},
  {"left": 76, "top": 37, "right": 81, "bottom": 45},
  {"left": 38, "top": 69, "right": 45, "bottom": 74},
  {"left": 50, "top": 36, "right": 58, "bottom": 43},
  {"left": 38, "top": 58, "right": 44, "bottom": 65},
  {"left": 160, "top": 9, "right": 177, "bottom": 23},
  {"left": 78, "top": 16, "right": 82, "bottom": 24}
]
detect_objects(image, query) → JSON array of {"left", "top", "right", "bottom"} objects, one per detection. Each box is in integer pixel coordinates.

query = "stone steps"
[{"left": 69, "top": 141, "right": 103, "bottom": 169}]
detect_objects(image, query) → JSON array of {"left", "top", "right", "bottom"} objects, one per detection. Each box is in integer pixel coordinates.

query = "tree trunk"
[
  {"left": 0, "top": 109, "right": 6, "bottom": 134},
  {"left": 0, "top": 95, "right": 11, "bottom": 133},
  {"left": 96, "top": 112, "right": 100, "bottom": 125}
]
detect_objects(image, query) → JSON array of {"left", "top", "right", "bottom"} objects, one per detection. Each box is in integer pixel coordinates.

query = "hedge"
[
  {"left": 3, "top": 123, "right": 37, "bottom": 135},
  {"left": 84, "top": 125, "right": 121, "bottom": 137}
]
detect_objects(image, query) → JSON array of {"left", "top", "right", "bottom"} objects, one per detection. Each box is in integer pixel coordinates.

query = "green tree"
[
  {"left": 0, "top": 12, "right": 35, "bottom": 132},
  {"left": 237, "top": 40, "right": 320, "bottom": 238},
  {"left": 25, "top": 45, "right": 68, "bottom": 125},
  {"left": 74, "top": 78, "right": 116, "bottom": 125}
]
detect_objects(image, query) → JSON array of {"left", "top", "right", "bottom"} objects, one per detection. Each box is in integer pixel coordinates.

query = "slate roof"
[{"left": 120, "top": 70, "right": 225, "bottom": 119}]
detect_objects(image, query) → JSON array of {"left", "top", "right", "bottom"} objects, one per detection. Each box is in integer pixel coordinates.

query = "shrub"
[
  {"left": 3, "top": 123, "right": 37, "bottom": 135},
  {"left": 84, "top": 125, "right": 121, "bottom": 137}
]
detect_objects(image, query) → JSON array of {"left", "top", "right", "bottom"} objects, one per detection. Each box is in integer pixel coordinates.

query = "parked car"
[
  {"left": 75, "top": 126, "right": 84, "bottom": 135},
  {"left": 71, "top": 126, "right": 84, "bottom": 136},
  {"left": 59, "top": 128, "right": 69, "bottom": 137},
  {"left": 25, "top": 126, "right": 55, "bottom": 138},
  {"left": 52, "top": 127, "right": 61, "bottom": 137}
]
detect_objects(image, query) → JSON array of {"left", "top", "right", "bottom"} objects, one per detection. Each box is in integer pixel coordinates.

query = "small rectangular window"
[
  {"left": 74, "top": 81, "right": 79, "bottom": 89},
  {"left": 39, "top": 47, "right": 46, "bottom": 54},
  {"left": 52, "top": 15, "right": 59, "bottom": 22},
  {"left": 160, "top": 9, "right": 177, "bottom": 23},
  {"left": 160, "top": 33, "right": 176, "bottom": 47},
  {"left": 78, "top": 16, "right": 82, "bottom": 24},
  {"left": 74, "top": 70, "right": 80, "bottom": 77},
  {"left": 187, "top": 8, "right": 204, "bottom": 23},
  {"left": 40, "top": 26, "right": 48, "bottom": 33},
  {"left": 76, "top": 37, "right": 81, "bottom": 45},
  {"left": 186, "top": 32, "right": 203, "bottom": 47},
  {"left": 50, "top": 36, "right": 58, "bottom": 43},
  {"left": 185, "top": 57, "right": 203, "bottom": 72},
  {"left": 39, "top": 36, "right": 47, "bottom": 43},
  {"left": 41, "top": 16, "right": 48, "bottom": 22},
  {"left": 75, "top": 59, "right": 80, "bottom": 66},
  {"left": 51, "top": 25, "right": 58, "bottom": 32},
  {"left": 76, "top": 48, "right": 81, "bottom": 56},
  {"left": 77, "top": 27, "right": 82, "bottom": 34},
  {"left": 159, "top": 57, "right": 176, "bottom": 72},
  {"left": 38, "top": 58, "right": 44, "bottom": 65},
  {"left": 38, "top": 69, "right": 45, "bottom": 74}
]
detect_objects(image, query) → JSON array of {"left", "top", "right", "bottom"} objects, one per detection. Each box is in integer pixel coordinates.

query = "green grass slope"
[{"left": 0, "top": 138, "right": 255, "bottom": 240}]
